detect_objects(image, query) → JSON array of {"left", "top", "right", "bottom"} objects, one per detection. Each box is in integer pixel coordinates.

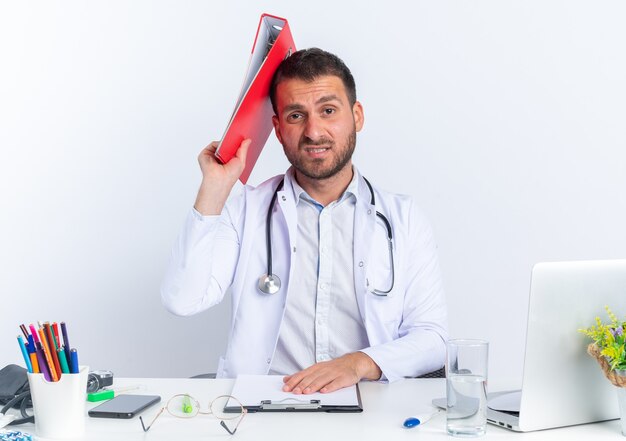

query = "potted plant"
[{"left": 580, "top": 306, "right": 626, "bottom": 435}]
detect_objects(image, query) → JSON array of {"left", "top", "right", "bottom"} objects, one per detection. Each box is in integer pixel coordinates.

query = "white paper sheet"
[{"left": 227, "top": 374, "right": 360, "bottom": 408}]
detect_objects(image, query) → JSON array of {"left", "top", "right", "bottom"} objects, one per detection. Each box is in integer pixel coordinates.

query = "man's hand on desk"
[{"left": 282, "top": 352, "right": 382, "bottom": 394}]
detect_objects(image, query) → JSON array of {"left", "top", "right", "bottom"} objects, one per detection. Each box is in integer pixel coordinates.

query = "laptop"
[{"left": 434, "top": 259, "right": 626, "bottom": 432}]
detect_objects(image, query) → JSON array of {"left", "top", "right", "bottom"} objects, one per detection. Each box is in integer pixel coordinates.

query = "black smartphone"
[{"left": 88, "top": 394, "right": 161, "bottom": 419}]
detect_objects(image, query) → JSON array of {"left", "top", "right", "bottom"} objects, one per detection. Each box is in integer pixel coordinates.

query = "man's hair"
[{"left": 269, "top": 48, "right": 357, "bottom": 114}]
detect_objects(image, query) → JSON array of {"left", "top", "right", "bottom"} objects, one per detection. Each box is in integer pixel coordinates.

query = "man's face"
[{"left": 272, "top": 75, "right": 364, "bottom": 181}]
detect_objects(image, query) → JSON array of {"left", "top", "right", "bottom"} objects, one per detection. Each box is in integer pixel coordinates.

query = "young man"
[{"left": 162, "top": 48, "right": 448, "bottom": 394}]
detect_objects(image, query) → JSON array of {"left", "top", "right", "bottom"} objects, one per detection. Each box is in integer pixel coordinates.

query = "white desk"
[{"left": 17, "top": 378, "right": 623, "bottom": 440}]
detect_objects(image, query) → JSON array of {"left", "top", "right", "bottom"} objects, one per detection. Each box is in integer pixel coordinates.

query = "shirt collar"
[{"left": 284, "top": 166, "right": 361, "bottom": 207}]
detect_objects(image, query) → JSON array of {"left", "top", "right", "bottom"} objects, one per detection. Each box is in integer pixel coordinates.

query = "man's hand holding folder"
[{"left": 194, "top": 139, "right": 250, "bottom": 216}]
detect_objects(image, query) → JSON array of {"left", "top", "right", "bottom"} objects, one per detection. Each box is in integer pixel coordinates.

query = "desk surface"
[{"left": 18, "top": 378, "right": 622, "bottom": 440}]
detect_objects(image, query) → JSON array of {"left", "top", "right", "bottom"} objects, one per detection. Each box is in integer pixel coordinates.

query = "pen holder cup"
[{"left": 27, "top": 365, "right": 89, "bottom": 439}]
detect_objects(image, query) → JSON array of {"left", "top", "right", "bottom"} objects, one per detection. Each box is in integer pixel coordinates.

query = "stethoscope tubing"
[
  {"left": 259, "top": 176, "right": 394, "bottom": 295},
  {"left": 363, "top": 177, "right": 395, "bottom": 296},
  {"left": 265, "top": 179, "right": 284, "bottom": 278}
]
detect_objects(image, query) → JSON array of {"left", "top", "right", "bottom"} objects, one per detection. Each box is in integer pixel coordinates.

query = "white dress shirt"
[{"left": 269, "top": 169, "right": 369, "bottom": 375}]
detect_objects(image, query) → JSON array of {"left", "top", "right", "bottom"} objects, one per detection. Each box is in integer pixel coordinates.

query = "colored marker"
[
  {"left": 87, "top": 384, "right": 141, "bottom": 401},
  {"left": 43, "top": 323, "right": 62, "bottom": 379},
  {"left": 29, "top": 351, "right": 39, "bottom": 373},
  {"left": 403, "top": 409, "right": 441, "bottom": 428},
  {"left": 17, "top": 336, "right": 33, "bottom": 373},
  {"left": 70, "top": 348, "right": 79, "bottom": 374},
  {"left": 29, "top": 325, "right": 40, "bottom": 344},
  {"left": 57, "top": 348, "right": 70, "bottom": 374},
  {"left": 27, "top": 334, "right": 39, "bottom": 373},
  {"left": 87, "top": 390, "right": 115, "bottom": 402},
  {"left": 60, "top": 322, "right": 71, "bottom": 368},
  {"left": 182, "top": 395, "right": 194, "bottom": 414},
  {"left": 19, "top": 324, "right": 30, "bottom": 340},
  {"left": 37, "top": 329, "right": 58, "bottom": 382},
  {"left": 35, "top": 342, "right": 52, "bottom": 382},
  {"left": 52, "top": 322, "right": 60, "bottom": 347}
]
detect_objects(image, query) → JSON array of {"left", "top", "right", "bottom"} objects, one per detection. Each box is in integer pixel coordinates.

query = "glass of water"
[{"left": 446, "top": 339, "right": 489, "bottom": 437}]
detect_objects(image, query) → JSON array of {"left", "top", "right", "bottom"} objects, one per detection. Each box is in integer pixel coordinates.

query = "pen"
[
  {"left": 44, "top": 322, "right": 58, "bottom": 350},
  {"left": 19, "top": 324, "right": 30, "bottom": 340},
  {"left": 61, "top": 322, "right": 71, "bottom": 368},
  {"left": 27, "top": 334, "right": 39, "bottom": 373},
  {"left": 403, "top": 409, "right": 442, "bottom": 428},
  {"left": 37, "top": 329, "right": 59, "bottom": 382},
  {"left": 70, "top": 348, "right": 79, "bottom": 374},
  {"left": 29, "top": 351, "right": 39, "bottom": 373},
  {"left": 182, "top": 395, "right": 193, "bottom": 414},
  {"left": 57, "top": 348, "right": 70, "bottom": 374},
  {"left": 44, "top": 323, "right": 62, "bottom": 379},
  {"left": 52, "top": 322, "right": 60, "bottom": 347},
  {"left": 35, "top": 342, "right": 52, "bottom": 382},
  {"left": 29, "top": 325, "right": 40, "bottom": 344},
  {"left": 17, "top": 336, "right": 33, "bottom": 373}
]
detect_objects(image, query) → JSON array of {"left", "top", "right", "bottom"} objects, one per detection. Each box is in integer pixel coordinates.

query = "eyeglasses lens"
[
  {"left": 167, "top": 395, "right": 199, "bottom": 418},
  {"left": 211, "top": 395, "right": 243, "bottom": 420}
]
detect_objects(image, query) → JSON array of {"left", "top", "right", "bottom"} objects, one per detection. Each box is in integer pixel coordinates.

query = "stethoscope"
[{"left": 258, "top": 176, "right": 395, "bottom": 296}]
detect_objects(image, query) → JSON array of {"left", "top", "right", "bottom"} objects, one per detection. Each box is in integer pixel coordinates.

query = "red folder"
[{"left": 215, "top": 14, "right": 296, "bottom": 184}]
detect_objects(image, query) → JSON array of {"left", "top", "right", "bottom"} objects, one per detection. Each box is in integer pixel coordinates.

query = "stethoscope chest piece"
[{"left": 258, "top": 273, "right": 281, "bottom": 294}]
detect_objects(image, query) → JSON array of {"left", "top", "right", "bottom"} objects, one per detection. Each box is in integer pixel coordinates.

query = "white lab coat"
[{"left": 161, "top": 169, "right": 448, "bottom": 382}]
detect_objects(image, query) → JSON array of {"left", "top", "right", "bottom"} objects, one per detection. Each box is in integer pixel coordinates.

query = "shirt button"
[
  {"left": 367, "top": 209, "right": 372, "bottom": 215},
  {"left": 320, "top": 283, "right": 327, "bottom": 290},
  {"left": 281, "top": 196, "right": 286, "bottom": 201},
  {"left": 266, "top": 358, "right": 271, "bottom": 364},
  {"left": 359, "top": 261, "right": 364, "bottom": 267}
]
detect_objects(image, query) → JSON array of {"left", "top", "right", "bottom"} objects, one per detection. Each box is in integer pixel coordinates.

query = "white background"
[{"left": 1, "top": 1, "right": 625, "bottom": 388}]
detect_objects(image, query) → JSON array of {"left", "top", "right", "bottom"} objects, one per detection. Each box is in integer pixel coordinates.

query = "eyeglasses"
[{"left": 139, "top": 394, "right": 247, "bottom": 435}]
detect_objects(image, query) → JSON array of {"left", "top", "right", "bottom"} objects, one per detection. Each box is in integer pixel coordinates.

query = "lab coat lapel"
[
  {"left": 353, "top": 179, "right": 377, "bottom": 326},
  {"left": 276, "top": 184, "right": 297, "bottom": 253}
]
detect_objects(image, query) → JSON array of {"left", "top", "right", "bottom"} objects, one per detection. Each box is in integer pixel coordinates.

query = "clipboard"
[
  {"left": 215, "top": 13, "right": 296, "bottom": 184},
  {"left": 225, "top": 374, "right": 363, "bottom": 413}
]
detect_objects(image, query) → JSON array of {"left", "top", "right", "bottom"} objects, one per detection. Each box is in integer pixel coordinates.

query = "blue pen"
[
  {"left": 26, "top": 334, "right": 35, "bottom": 354},
  {"left": 17, "top": 336, "right": 33, "bottom": 373},
  {"left": 403, "top": 409, "right": 441, "bottom": 428},
  {"left": 69, "top": 348, "right": 79, "bottom": 374}
]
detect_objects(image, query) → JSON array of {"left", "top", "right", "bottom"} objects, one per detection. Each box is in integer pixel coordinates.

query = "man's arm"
[
  {"left": 161, "top": 140, "right": 250, "bottom": 316},
  {"left": 360, "top": 203, "right": 448, "bottom": 382}
]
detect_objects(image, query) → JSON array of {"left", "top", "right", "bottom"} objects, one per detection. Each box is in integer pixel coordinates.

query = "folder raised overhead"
[
  {"left": 225, "top": 375, "right": 363, "bottom": 413},
  {"left": 215, "top": 13, "right": 296, "bottom": 184}
]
